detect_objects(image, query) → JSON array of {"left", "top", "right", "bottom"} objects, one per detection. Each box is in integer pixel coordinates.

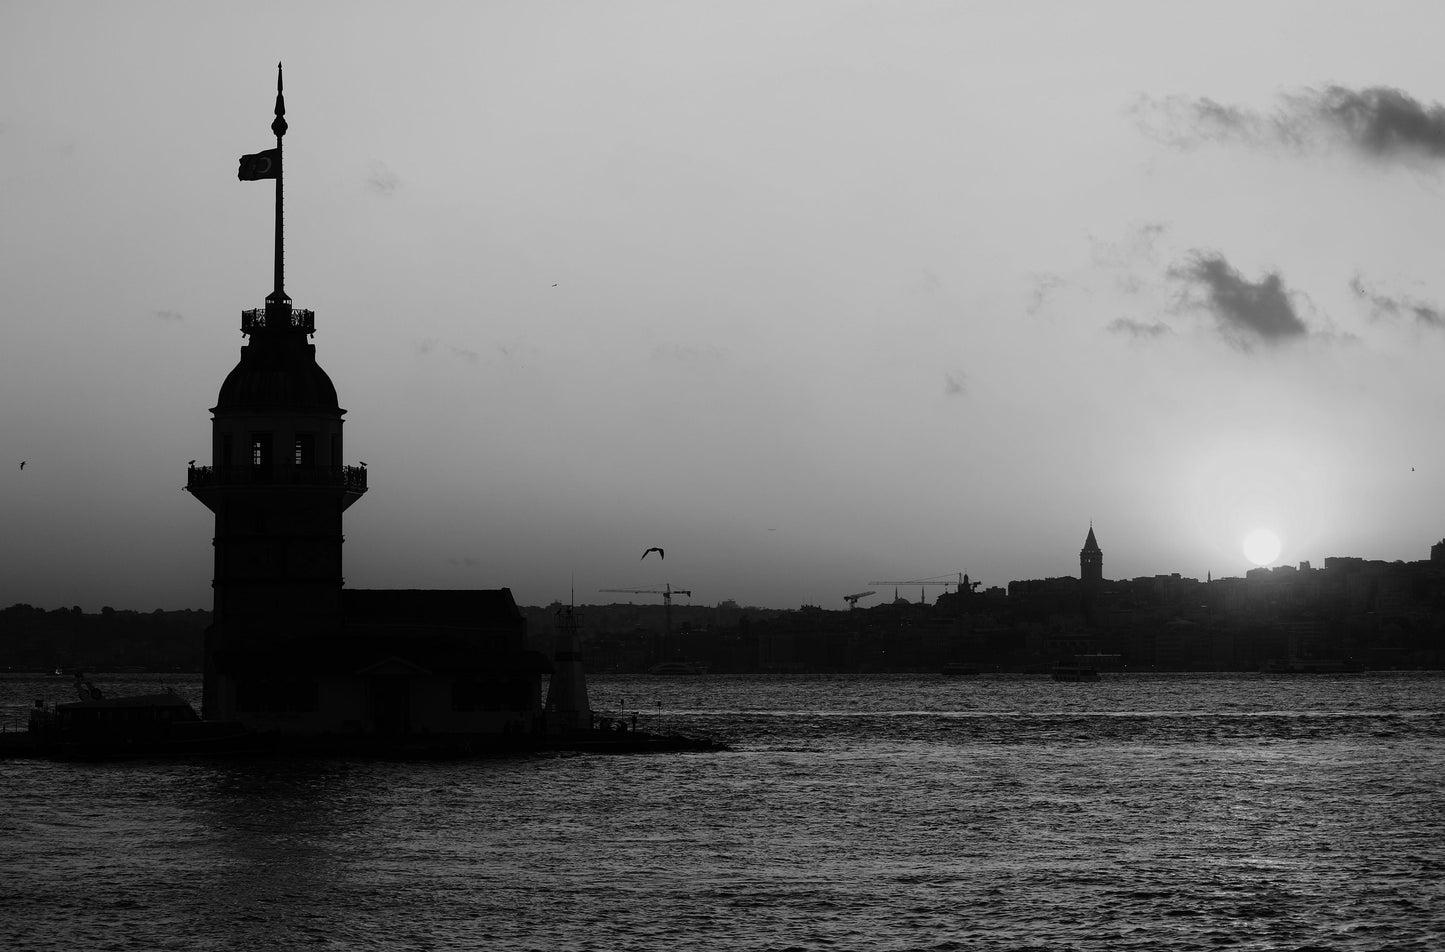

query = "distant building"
[
  {"left": 185, "top": 71, "right": 550, "bottom": 739},
  {"left": 1080, "top": 524, "right": 1103, "bottom": 587}
]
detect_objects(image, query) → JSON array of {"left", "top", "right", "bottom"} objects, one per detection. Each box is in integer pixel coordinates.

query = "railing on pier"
[{"left": 187, "top": 464, "right": 366, "bottom": 491}]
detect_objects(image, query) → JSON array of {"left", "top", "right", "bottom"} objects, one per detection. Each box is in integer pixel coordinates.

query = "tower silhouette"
[
  {"left": 186, "top": 65, "right": 367, "bottom": 720},
  {"left": 181, "top": 69, "right": 560, "bottom": 748},
  {"left": 1080, "top": 523, "right": 1103, "bottom": 587}
]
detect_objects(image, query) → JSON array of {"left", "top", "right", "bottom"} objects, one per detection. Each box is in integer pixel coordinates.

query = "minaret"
[
  {"left": 186, "top": 65, "right": 367, "bottom": 721},
  {"left": 1080, "top": 523, "right": 1103, "bottom": 587}
]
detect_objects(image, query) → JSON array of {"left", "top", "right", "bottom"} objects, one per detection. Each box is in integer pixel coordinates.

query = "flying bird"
[
  {"left": 19, "top": 461, "right": 25, "bottom": 470},
  {"left": 641, "top": 547, "right": 664, "bottom": 560},
  {"left": 188, "top": 459, "right": 196, "bottom": 466}
]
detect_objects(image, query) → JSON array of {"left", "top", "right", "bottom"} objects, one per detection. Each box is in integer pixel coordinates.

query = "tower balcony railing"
[
  {"left": 187, "top": 464, "right": 367, "bottom": 491},
  {"left": 242, "top": 306, "right": 315, "bottom": 336}
]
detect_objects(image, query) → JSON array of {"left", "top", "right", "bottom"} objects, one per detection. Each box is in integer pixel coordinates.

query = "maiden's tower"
[{"left": 185, "top": 66, "right": 551, "bottom": 745}]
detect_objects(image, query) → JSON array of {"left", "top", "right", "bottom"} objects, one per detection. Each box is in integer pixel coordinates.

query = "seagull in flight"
[
  {"left": 19, "top": 461, "right": 25, "bottom": 470},
  {"left": 641, "top": 547, "right": 664, "bottom": 560}
]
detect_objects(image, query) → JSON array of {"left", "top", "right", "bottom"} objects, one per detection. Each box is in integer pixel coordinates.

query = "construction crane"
[
  {"left": 843, "top": 590, "right": 876, "bottom": 609},
  {"left": 599, "top": 581, "right": 693, "bottom": 605},
  {"left": 598, "top": 582, "right": 693, "bottom": 661},
  {"left": 866, "top": 573, "right": 970, "bottom": 603}
]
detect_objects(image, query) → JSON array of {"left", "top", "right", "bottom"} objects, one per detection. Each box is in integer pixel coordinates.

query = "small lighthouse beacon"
[{"left": 186, "top": 65, "right": 367, "bottom": 721}]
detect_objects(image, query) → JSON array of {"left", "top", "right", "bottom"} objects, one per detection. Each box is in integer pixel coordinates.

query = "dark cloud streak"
[
  {"left": 1170, "top": 253, "right": 1307, "bottom": 345},
  {"left": 1107, "top": 318, "right": 1171, "bottom": 339},
  {"left": 1350, "top": 275, "right": 1445, "bottom": 327},
  {"left": 1139, "top": 85, "right": 1445, "bottom": 165},
  {"left": 1311, "top": 86, "right": 1445, "bottom": 160}
]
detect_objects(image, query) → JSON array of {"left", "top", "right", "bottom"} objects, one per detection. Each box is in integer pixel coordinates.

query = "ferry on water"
[{"left": 8, "top": 674, "right": 270, "bottom": 760}]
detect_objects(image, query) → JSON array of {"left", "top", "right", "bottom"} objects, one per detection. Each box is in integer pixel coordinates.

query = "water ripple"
[{"left": 1, "top": 673, "right": 1442, "bottom": 950}]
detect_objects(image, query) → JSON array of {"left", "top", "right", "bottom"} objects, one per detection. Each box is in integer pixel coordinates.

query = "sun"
[{"left": 1242, "top": 529, "right": 1282, "bottom": 566}]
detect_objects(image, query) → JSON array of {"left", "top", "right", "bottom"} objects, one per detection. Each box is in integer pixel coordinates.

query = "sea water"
[{"left": 1, "top": 672, "right": 1441, "bottom": 951}]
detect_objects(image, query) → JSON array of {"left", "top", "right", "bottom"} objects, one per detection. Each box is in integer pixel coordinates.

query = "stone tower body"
[{"left": 185, "top": 66, "right": 367, "bottom": 720}]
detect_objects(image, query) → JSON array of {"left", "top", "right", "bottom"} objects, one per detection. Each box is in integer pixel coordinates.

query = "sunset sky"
[{"left": 6, "top": 2, "right": 1445, "bottom": 612}]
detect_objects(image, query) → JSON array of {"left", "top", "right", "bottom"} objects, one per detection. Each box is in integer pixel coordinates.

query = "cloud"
[
  {"left": 1108, "top": 318, "right": 1171, "bottom": 339},
  {"left": 448, "top": 556, "right": 480, "bottom": 568},
  {"left": 366, "top": 161, "right": 400, "bottom": 195},
  {"left": 1136, "top": 95, "right": 1273, "bottom": 150},
  {"left": 153, "top": 309, "right": 184, "bottom": 322},
  {"left": 414, "top": 339, "right": 481, "bottom": 361},
  {"left": 1088, "top": 221, "right": 1171, "bottom": 298},
  {"left": 1306, "top": 86, "right": 1445, "bottom": 161},
  {"left": 1089, "top": 221, "right": 1169, "bottom": 270},
  {"left": 944, "top": 372, "right": 966, "bottom": 397},
  {"left": 1026, "top": 273, "right": 1065, "bottom": 316},
  {"left": 1137, "top": 85, "right": 1445, "bottom": 165},
  {"left": 1350, "top": 275, "right": 1445, "bottom": 327},
  {"left": 1169, "top": 253, "right": 1307, "bottom": 345}
]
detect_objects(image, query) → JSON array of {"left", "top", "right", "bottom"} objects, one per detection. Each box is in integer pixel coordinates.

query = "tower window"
[
  {"left": 294, "top": 433, "right": 315, "bottom": 466},
  {"left": 250, "top": 433, "right": 272, "bottom": 467}
]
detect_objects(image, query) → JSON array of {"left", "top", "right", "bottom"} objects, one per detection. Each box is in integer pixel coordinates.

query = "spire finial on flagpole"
[{"left": 272, "top": 62, "right": 287, "bottom": 138}]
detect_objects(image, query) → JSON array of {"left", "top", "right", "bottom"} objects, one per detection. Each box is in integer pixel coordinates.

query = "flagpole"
[{"left": 271, "top": 62, "right": 288, "bottom": 306}]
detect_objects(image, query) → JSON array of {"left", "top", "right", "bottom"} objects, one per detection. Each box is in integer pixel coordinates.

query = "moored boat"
[
  {"left": 15, "top": 683, "right": 272, "bottom": 760},
  {"left": 1051, "top": 662, "right": 1099, "bottom": 682}
]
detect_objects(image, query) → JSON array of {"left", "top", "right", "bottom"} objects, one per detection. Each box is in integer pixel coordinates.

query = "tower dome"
[{"left": 215, "top": 313, "right": 340, "bottom": 412}]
